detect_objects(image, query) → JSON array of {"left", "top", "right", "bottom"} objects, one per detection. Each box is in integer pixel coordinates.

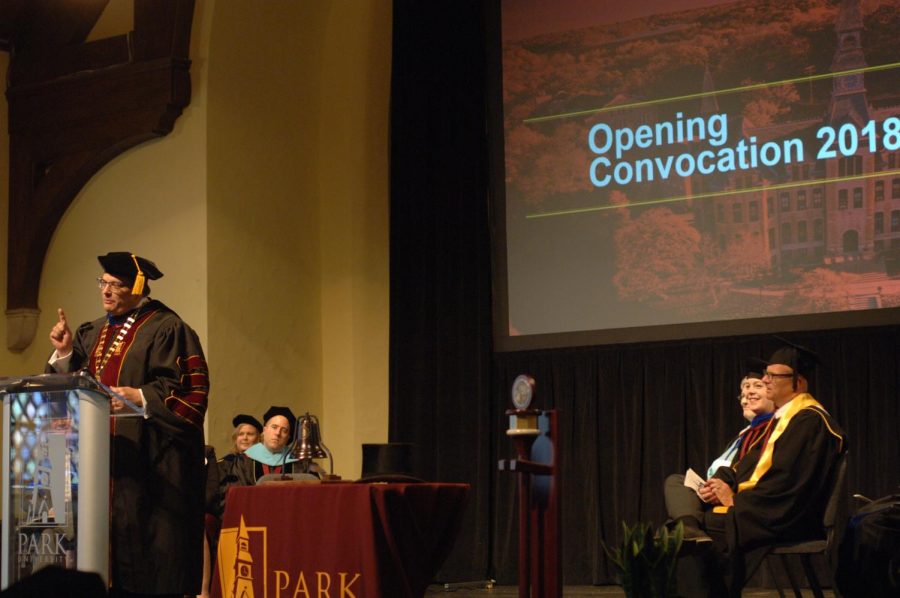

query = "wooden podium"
[
  {"left": 0, "top": 372, "right": 141, "bottom": 589},
  {"left": 498, "top": 404, "right": 561, "bottom": 598}
]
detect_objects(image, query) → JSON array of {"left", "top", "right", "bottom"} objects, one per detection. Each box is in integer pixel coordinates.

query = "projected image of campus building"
[
  {"left": 692, "top": 0, "right": 900, "bottom": 311},
  {"left": 501, "top": 0, "right": 900, "bottom": 334}
]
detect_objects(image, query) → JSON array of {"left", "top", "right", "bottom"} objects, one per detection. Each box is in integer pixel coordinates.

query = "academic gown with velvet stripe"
[
  {"left": 214, "top": 450, "right": 304, "bottom": 517},
  {"left": 717, "top": 401, "right": 845, "bottom": 550},
  {"left": 47, "top": 299, "right": 209, "bottom": 594},
  {"left": 709, "top": 397, "right": 845, "bottom": 592}
]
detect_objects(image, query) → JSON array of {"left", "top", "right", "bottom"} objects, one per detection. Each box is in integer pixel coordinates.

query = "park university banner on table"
[
  {"left": 216, "top": 514, "right": 363, "bottom": 598},
  {"left": 212, "top": 483, "right": 469, "bottom": 598}
]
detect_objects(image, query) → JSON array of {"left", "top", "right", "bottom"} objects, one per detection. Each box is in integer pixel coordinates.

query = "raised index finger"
[{"left": 57, "top": 308, "right": 67, "bottom": 326}]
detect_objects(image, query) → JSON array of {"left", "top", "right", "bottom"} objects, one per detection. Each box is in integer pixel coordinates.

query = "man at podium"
[{"left": 46, "top": 252, "right": 210, "bottom": 598}]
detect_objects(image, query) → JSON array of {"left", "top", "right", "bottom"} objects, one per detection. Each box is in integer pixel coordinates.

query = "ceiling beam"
[{"left": 4, "top": 0, "right": 195, "bottom": 351}]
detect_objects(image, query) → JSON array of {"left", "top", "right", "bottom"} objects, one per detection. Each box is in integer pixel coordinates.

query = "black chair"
[{"left": 766, "top": 450, "right": 849, "bottom": 598}]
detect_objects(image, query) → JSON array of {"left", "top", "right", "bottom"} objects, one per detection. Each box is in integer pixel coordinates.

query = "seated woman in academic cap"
[
  {"left": 663, "top": 370, "right": 776, "bottom": 542},
  {"left": 211, "top": 414, "right": 263, "bottom": 512},
  {"left": 225, "top": 413, "right": 263, "bottom": 457}
]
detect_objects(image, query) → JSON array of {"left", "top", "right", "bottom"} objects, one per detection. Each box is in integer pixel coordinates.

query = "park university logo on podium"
[
  {"left": 16, "top": 428, "right": 76, "bottom": 573},
  {"left": 24, "top": 436, "right": 67, "bottom": 526},
  {"left": 1, "top": 375, "right": 110, "bottom": 589}
]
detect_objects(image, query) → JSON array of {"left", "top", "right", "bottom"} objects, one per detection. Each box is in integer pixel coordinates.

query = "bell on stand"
[{"left": 290, "top": 413, "right": 338, "bottom": 479}]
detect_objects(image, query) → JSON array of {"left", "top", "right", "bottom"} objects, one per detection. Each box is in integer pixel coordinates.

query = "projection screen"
[{"left": 494, "top": 0, "right": 900, "bottom": 350}]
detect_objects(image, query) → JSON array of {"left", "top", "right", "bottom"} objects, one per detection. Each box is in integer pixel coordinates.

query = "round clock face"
[{"left": 511, "top": 374, "right": 535, "bottom": 410}]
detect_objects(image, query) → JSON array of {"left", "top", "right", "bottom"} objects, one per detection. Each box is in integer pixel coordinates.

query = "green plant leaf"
[{"left": 603, "top": 520, "right": 683, "bottom": 597}]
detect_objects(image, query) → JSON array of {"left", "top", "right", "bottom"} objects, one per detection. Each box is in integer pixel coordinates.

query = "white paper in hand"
[{"left": 683, "top": 468, "right": 706, "bottom": 498}]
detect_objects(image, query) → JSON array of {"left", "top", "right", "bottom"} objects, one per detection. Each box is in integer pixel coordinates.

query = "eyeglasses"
[
  {"left": 764, "top": 370, "right": 794, "bottom": 379},
  {"left": 97, "top": 278, "right": 129, "bottom": 291}
]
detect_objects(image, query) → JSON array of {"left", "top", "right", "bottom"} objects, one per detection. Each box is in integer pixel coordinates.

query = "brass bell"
[{"left": 290, "top": 413, "right": 333, "bottom": 473}]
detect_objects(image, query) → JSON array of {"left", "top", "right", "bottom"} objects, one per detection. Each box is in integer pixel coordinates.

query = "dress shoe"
[{"left": 681, "top": 521, "right": 713, "bottom": 543}]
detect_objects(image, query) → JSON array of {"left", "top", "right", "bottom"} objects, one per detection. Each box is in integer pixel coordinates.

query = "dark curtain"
[
  {"left": 389, "top": 0, "right": 900, "bottom": 586},
  {"left": 389, "top": 0, "right": 495, "bottom": 582},
  {"left": 489, "top": 329, "right": 900, "bottom": 584}
]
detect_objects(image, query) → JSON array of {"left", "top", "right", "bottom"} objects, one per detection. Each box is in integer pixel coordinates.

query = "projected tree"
[
  {"left": 612, "top": 207, "right": 703, "bottom": 302},
  {"left": 742, "top": 83, "right": 801, "bottom": 126},
  {"left": 703, "top": 234, "right": 770, "bottom": 281},
  {"left": 506, "top": 122, "right": 593, "bottom": 205},
  {"left": 783, "top": 268, "right": 854, "bottom": 313}
]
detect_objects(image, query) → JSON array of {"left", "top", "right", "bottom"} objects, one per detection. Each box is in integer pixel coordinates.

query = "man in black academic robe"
[
  {"left": 47, "top": 252, "right": 209, "bottom": 598},
  {"left": 215, "top": 406, "right": 313, "bottom": 515},
  {"left": 685, "top": 343, "right": 846, "bottom": 596}
]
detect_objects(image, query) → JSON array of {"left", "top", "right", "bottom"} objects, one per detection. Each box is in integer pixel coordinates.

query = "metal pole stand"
[{"left": 498, "top": 408, "right": 561, "bottom": 598}]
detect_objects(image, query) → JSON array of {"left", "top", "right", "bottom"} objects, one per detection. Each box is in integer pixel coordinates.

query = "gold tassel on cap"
[{"left": 130, "top": 254, "right": 145, "bottom": 295}]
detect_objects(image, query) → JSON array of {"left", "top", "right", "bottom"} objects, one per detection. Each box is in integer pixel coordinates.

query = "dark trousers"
[
  {"left": 665, "top": 475, "right": 747, "bottom": 597},
  {"left": 664, "top": 473, "right": 706, "bottom": 522},
  {"left": 673, "top": 510, "right": 734, "bottom": 598}
]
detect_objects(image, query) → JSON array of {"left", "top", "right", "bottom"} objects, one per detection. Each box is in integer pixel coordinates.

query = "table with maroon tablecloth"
[{"left": 211, "top": 482, "right": 469, "bottom": 598}]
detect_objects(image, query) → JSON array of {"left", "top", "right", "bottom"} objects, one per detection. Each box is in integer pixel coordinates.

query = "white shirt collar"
[{"left": 774, "top": 399, "right": 794, "bottom": 418}]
